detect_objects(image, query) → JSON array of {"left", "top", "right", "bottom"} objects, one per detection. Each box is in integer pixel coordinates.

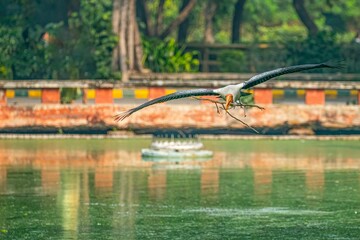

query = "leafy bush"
[
  {"left": 43, "top": 0, "right": 117, "bottom": 79},
  {"left": 0, "top": 0, "right": 117, "bottom": 80},
  {"left": 143, "top": 38, "right": 199, "bottom": 73},
  {"left": 61, "top": 88, "right": 80, "bottom": 104},
  {"left": 0, "top": 25, "right": 19, "bottom": 79},
  {"left": 64, "top": 0, "right": 118, "bottom": 79},
  {"left": 0, "top": 23, "right": 47, "bottom": 79},
  {"left": 218, "top": 50, "right": 247, "bottom": 72},
  {"left": 285, "top": 31, "right": 342, "bottom": 71}
]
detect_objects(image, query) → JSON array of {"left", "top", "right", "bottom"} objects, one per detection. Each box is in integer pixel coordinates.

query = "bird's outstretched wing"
[
  {"left": 114, "top": 89, "right": 219, "bottom": 121},
  {"left": 241, "top": 61, "right": 344, "bottom": 89}
]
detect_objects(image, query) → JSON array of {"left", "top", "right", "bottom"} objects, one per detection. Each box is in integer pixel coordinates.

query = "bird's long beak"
[{"left": 225, "top": 94, "right": 233, "bottom": 110}]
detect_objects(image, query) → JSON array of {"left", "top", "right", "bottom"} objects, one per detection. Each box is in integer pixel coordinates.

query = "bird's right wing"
[
  {"left": 241, "top": 61, "right": 343, "bottom": 89},
  {"left": 114, "top": 89, "right": 219, "bottom": 121}
]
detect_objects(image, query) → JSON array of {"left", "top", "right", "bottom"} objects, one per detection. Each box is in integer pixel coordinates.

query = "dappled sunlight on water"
[{"left": 0, "top": 139, "right": 360, "bottom": 239}]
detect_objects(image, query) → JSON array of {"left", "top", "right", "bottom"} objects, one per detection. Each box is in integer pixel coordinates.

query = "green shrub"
[
  {"left": 285, "top": 31, "right": 342, "bottom": 71},
  {"left": 60, "top": 88, "right": 80, "bottom": 104},
  {"left": 0, "top": 0, "right": 117, "bottom": 80},
  {"left": 218, "top": 50, "right": 247, "bottom": 72},
  {"left": 43, "top": 0, "right": 117, "bottom": 79},
  {"left": 143, "top": 38, "right": 199, "bottom": 73},
  {"left": 0, "top": 24, "right": 47, "bottom": 79}
]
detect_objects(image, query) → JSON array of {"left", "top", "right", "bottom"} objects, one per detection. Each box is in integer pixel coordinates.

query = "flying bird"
[{"left": 114, "top": 61, "right": 342, "bottom": 121}]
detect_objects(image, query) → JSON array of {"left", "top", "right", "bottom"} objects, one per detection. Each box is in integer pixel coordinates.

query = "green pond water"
[{"left": 0, "top": 139, "right": 360, "bottom": 239}]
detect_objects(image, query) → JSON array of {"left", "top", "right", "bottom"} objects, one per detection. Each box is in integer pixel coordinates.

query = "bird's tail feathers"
[{"left": 322, "top": 59, "right": 345, "bottom": 69}]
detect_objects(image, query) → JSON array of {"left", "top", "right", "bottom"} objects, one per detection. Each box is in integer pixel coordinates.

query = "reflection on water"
[
  {"left": 61, "top": 172, "right": 80, "bottom": 238},
  {"left": 0, "top": 139, "right": 360, "bottom": 239}
]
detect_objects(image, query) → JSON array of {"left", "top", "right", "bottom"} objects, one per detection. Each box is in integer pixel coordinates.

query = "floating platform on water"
[
  {"left": 142, "top": 148, "right": 213, "bottom": 160},
  {"left": 142, "top": 135, "right": 213, "bottom": 160}
]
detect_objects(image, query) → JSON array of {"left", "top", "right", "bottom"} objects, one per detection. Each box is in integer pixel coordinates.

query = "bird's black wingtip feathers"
[
  {"left": 114, "top": 110, "right": 133, "bottom": 122},
  {"left": 322, "top": 59, "right": 346, "bottom": 69}
]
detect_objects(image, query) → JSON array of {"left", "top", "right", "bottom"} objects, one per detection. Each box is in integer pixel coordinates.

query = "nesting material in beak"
[{"left": 225, "top": 94, "right": 233, "bottom": 110}]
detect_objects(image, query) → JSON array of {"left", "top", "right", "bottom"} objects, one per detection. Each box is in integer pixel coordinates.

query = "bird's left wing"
[
  {"left": 114, "top": 89, "right": 219, "bottom": 121},
  {"left": 241, "top": 61, "right": 343, "bottom": 90}
]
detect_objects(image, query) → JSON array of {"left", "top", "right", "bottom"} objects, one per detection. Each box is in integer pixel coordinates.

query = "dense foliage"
[
  {"left": 143, "top": 38, "right": 199, "bottom": 73},
  {"left": 0, "top": 0, "right": 117, "bottom": 79},
  {"left": 0, "top": 0, "right": 359, "bottom": 79}
]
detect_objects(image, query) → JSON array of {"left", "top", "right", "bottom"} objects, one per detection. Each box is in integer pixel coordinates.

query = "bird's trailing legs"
[
  {"left": 224, "top": 109, "right": 259, "bottom": 133},
  {"left": 192, "top": 96, "right": 265, "bottom": 116},
  {"left": 236, "top": 99, "right": 265, "bottom": 117},
  {"left": 191, "top": 96, "right": 263, "bottom": 133}
]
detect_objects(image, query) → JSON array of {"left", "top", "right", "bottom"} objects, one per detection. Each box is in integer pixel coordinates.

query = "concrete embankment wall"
[{"left": 1, "top": 104, "right": 359, "bottom": 135}]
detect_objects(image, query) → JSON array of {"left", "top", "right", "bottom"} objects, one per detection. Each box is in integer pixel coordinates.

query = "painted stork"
[{"left": 114, "top": 61, "right": 342, "bottom": 122}]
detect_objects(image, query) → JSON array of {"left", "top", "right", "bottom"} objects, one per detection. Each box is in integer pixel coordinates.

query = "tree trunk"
[
  {"left": 136, "top": 0, "right": 154, "bottom": 37},
  {"left": 231, "top": 0, "right": 246, "bottom": 43},
  {"left": 127, "top": 0, "right": 135, "bottom": 71},
  {"left": 119, "top": 0, "right": 129, "bottom": 81},
  {"left": 159, "top": 0, "right": 197, "bottom": 39},
  {"left": 111, "top": 0, "right": 121, "bottom": 72},
  {"left": 177, "top": 0, "right": 191, "bottom": 43},
  {"left": 293, "top": 0, "right": 318, "bottom": 36},
  {"left": 203, "top": 0, "right": 217, "bottom": 43},
  {"left": 155, "top": 0, "right": 165, "bottom": 36},
  {"left": 134, "top": 18, "right": 145, "bottom": 72},
  {"left": 114, "top": 0, "right": 145, "bottom": 80}
]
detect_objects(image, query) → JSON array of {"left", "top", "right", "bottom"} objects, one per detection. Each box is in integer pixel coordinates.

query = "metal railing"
[{"left": 185, "top": 43, "right": 360, "bottom": 73}]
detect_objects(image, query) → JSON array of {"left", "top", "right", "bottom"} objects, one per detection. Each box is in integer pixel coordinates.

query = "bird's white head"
[{"left": 214, "top": 84, "right": 243, "bottom": 110}]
